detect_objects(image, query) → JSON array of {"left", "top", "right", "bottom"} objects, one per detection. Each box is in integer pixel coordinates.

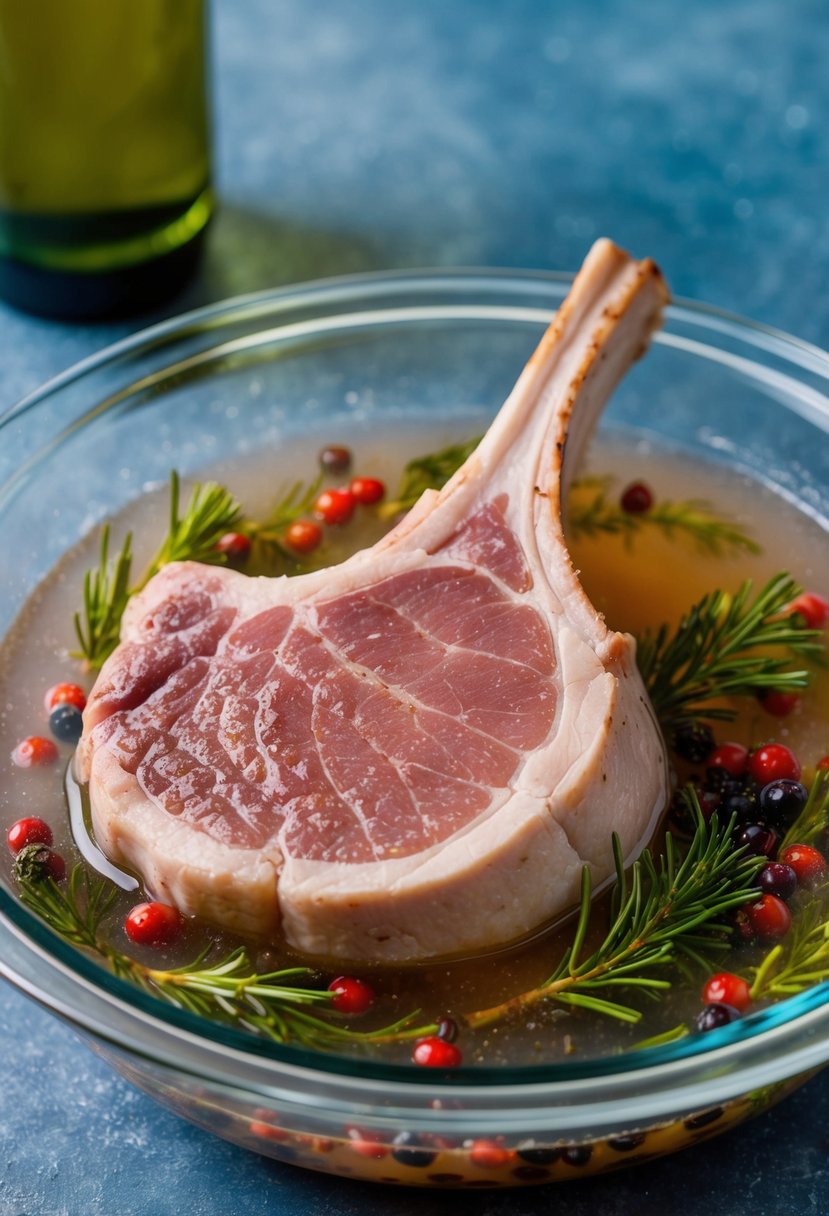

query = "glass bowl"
[{"left": 1, "top": 270, "right": 829, "bottom": 1189}]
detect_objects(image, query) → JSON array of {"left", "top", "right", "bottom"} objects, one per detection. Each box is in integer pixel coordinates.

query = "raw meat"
[{"left": 79, "top": 239, "right": 671, "bottom": 962}]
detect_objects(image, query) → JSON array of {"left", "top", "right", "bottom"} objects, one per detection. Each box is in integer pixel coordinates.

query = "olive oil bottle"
[{"left": 0, "top": 0, "right": 212, "bottom": 318}]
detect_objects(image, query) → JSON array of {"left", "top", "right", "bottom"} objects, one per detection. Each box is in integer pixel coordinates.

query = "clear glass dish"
[{"left": 1, "top": 270, "right": 828, "bottom": 1188}]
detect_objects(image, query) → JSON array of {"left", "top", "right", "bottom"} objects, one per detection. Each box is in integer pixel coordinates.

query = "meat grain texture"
[{"left": 80, "top": 240, "right": 671, "bottom": 962}]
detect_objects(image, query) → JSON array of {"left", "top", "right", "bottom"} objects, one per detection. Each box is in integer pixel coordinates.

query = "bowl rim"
[{"left": 2, "top": 265, "right": 829, "bottom": 1123}]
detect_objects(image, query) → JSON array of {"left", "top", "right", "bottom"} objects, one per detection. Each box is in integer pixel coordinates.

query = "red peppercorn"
[
  {"left": 125, "top": 901, "right": 184, "bottom": 946},
  {"left": 7, "top": 817, "right": 53, "bottom": 854},
  {"left": 412, "top": 1036, "right": 463, "bottom": 1068},
  {"left": 284, "top": 519, "right": 323, "bottom": 554},
  {"left": 817, "top": 756, "right": 829, "bottom": 771},
  {"left": 620, "top": 482, "right": 654, "bottom": 513},
  {"left": 787, "top": 592, "right": 829, "bottom": 630},
  {"left": 248, "top": 1119, "right": 289, "bottom": 1142},
  {"left": 469, "top": 1139, "right": 514, "bottom": 1168},
  {"left": 39, "top": 849, "right": 67, "bottom": 882},
  {"left": 760, "top": 690, "right": 800, "bottom": 718},
  {"left": 743, "top": 894, "right": 792, "bottom": 941},
  {"left": 11, "top": 736, "right": 58, "bottom": 768},
  {"left": 701, "top": 972, "right": 751, "bottom": 1012},
  {"left": 778, "top": 844, "right": 828, "bottom": 886},
  {"left": 327, "top": 975, "right": 375, "bottom": 1015},
  {"left": 748, "top": 743, "right": 801, "bottom": 785},
  {"left": 346, "top": 1126, "right": 389, "bottom": 1158},
  {"left": 349, "top": 476, "right": 386, "bottom": 505},
  {"left": 314, "top": 487, "right": 355, "bottom": 526},
  {"left": 214, "top": 532, "right": 251, "bottom": 561},
  {"left": 708, "top": 742, "right": 749, "bottom": 778},
  {"left": 44, "top": 683, "right": 87, "bottom": 713}
]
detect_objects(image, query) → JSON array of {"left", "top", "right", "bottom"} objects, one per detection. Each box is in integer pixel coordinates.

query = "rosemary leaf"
[
  {"left": 379, "top": 435, "right": 482, "bottom": 518},
  {"left": 636, "top": 573, "right": 824, "bottom": 734}
]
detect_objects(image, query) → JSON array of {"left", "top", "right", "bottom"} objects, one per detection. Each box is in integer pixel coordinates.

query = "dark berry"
[
  {"left": 49, "top": 703, "right": 83, "bottom": 744},
  {"left": 743, "top": 893, "right": 792, "bottom": 940},
  {"left": 673, "top": 722, "right": 715, "bottom": 763},
  {"left": 561, "top": 1144, "right": 593, "bottom": 1166},
  {"left": 412, "top": 1037, "right": 462, "bottom": 1068},
  {"left": 701, "top": 972, "right": 751, "bottom": 1011},
  {"left": 516, "top": 1142, "right": 561, "bottom": 1164},
  {"left": 318, "top": 445, "right": 352, "bottom": 474},
  {"left": 696, "top": 1002, "right": 741, "bottom": 1032},
  {"left": 779, "top": 844, "right": 828, "bottom": 886},
  {"left": 44, "top": 682, "right": 87, "bottom": 713},
  {"left": 707, "top": 742, "right": 749, "bottom": 778},
  {"left": 349, "top": 476, "right": 386, "bottom": 505},
  {"left": 749, "top": 743, "right": 801, "bottom": 785},
  {"left": 734, "top": 823, "right": 779, "bottom": 858},
  {"left": 327, "top": 975, "right": 375, "bottom": 1014},
  {"left": 699, "top": 791, "right": 722, "bottom": 822},
  {"left": 758, "top": 862, "right": 798, "bottom": 901},
  {"left": 723, "top": 791, "right": 759, "bottom": 822},
  {"left": 620, "top": 482, "right": 653, "bottom": 513},
  {"left": 125, "top": 901, "right": 184, "bottom": 945},
  {"left": 7, "top": 817, "right": 52, "bottom": 854},
  {"left": 436, "top": 1017, "right": 459, "bottom": 1043},
  {"left": 391, "top": 1132, "right": 437, "bottom": 1168},
  {"left": 607, "top": 1133, "right": 646, "bottom": 1152},
  {"left": 759, "top": 779, "right": 808, "bottom": 826}
]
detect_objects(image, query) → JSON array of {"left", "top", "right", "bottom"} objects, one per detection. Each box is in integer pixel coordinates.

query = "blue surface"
[{"left": 2, "top": 0, "right": 829, "bottom": 1211}]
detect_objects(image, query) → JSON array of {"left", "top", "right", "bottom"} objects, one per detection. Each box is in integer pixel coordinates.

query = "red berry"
[
  {"left": 349, "top": 476, "right": 386, "bottom": 505},
  {"left": 469, "top": 1139, "right": 513, "bottom": 1168},
  {"left": 327, "top": 975, "right": 375, "bottom": 1014},
  {"left": 788, "top": 592, "right": 829, "bottom": 629},
  {"left": 125, "top": 901, "right": 184, "bottom": 946},
  {"left": 284, "top": 519, "right": 323, "bottom": 554},
  {"left": 817, "top": 756, "right": 829, "bottom": 771},
  {"left": 44, "top": 683, "right": 87, "bottom": 713},
  {"left": 778, "top": 844, "right": 828, "bottom": 886},
  {"left": 760, "top": 690, "right": 800, "bottom": 718},
  {"left": 314, "top": 487, "right": 355, "bottom": 526},
  {"left": 701, "top": 972, "right": 751, "bottom": 1012},
  {"left": 40, "top": 849, "right": 66, "bottom": 882},
  {"left": 708, "top": 742, "right": 749, "bottom": 778},
  {"left": 318, "top": 444, "right": 352, "bottom": 474},
  {"left": 214, "top": 532, "right": 251, "bottom": 561},
  {"left": 748, "top": 743, "right": 801, "bottom": 785},
  {"left": 743, "top": 893, "right": 792, "bottom": 941},
  {"left": 412, "top": 1036, "right": 462, "bottom": 1068},
  {"left": 620, "top": 482, "right": 654, "bottom": 513},
  {"left": 7, "top": 817, "right": 53, "bottom": 854},
  {"left": 11, "top": 736, "right": 58, "bottom": 767},
  {"left": 249, "top": 1121, "right": 289, "bottom": 1142}
]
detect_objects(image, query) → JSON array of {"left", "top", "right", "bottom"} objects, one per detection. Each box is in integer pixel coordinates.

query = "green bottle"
[{"left": 0, "top": 0, "right": 212, "bottom": 318}]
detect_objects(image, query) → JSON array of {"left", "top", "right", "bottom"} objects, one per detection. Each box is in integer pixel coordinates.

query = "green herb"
[
  {"left": 243, "top": 474, "right": 323, "bottom": 560},
  {"left": 568, "top": 476, "right": 759, "bottom": 557},
  {"left": 636, "top": 573, "right": 824, "bottom": 735},
  {"left": 14, "top": 859, "right": 428, "bottom": 1051},
  {"left": 73, "top": 473, "right": 243, "bottom": 670},
  {"left": 379, "top": 435, "right": 482, "bottom": 518},
  {"left": 464, "top": 796, "right": 763, "bottom": 1029},
  {"left": 780, "top": 769, "right": 829, "bottom": 852},
  {"left": 73, "top": 526, "right": 134, "bottom": 669}
]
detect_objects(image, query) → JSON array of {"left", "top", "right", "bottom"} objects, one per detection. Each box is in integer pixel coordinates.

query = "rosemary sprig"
[
  {"left": 73, "top": 526, "right": 134, "bottom": 669},
  {"left": 780, "top": 769, "right": 829, "bottom": 852},
  {"left": 379, "top": 435, "right": 482, "bottom": 518},
  {"left": 146, "top": 471, "right": 243, "bottom": 573},
  {"left": 14, "top": 856, "right": 427, "bottom": 1051},
  {"left": 568, "top": 476, "right": 759, "bottom": 556},
  {"left": 636, "top": 573, "right": 824, "bottom": 734},
  {"left": 748, "top": 897, "right": 829, "bottom": 1003},
  {"left": 242, "top": 474, "right": 323, "bottom": 559},
  {"left": 464, "top": 797, "right": 763, "bottom": 1029}
]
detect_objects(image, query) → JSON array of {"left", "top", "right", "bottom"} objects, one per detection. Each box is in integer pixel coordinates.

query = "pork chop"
[{"left": 79, "top": 239, "right": 671, "bottom": 962}]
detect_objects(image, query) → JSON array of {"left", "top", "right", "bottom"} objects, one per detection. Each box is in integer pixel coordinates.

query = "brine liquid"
[{"left": 0, "top": 429, "right": 827, "bottom": 1067}]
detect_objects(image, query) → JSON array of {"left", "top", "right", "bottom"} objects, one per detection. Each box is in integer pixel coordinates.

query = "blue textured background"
[{"left": 2, "top": 1, "right": 828, "bottom": 1211}]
